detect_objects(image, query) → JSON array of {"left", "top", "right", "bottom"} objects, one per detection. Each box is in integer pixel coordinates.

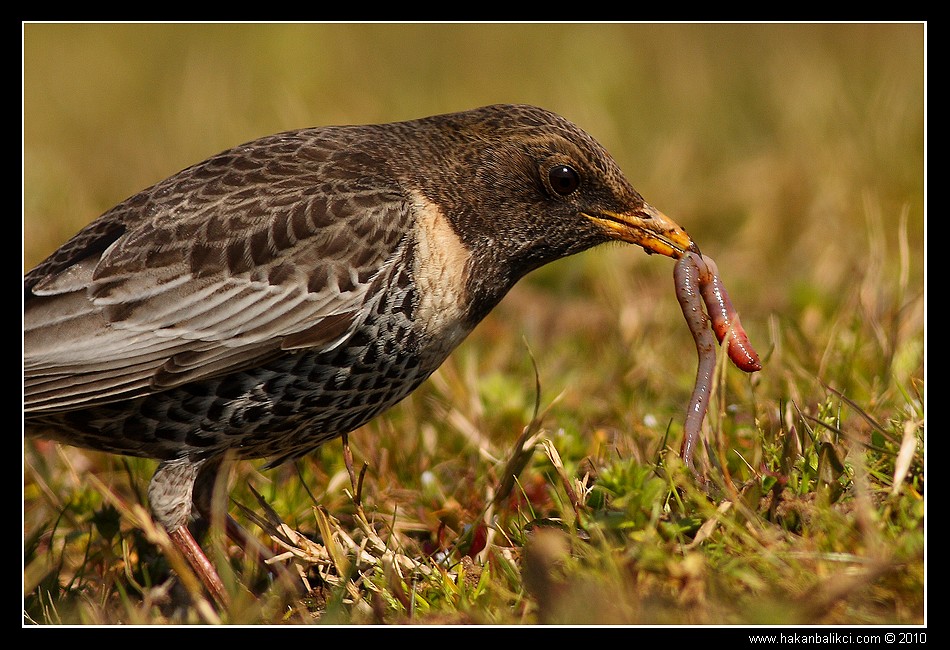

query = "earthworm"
[
  {"left": 697, "top": 255, "right": 762, "bottom": 373},
  {"left": 674, "top": 252, "right": 761, "bottom": 472}
]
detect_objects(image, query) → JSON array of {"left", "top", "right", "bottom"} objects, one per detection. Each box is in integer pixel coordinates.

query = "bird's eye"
[{"left": 548, "top": 165, "right": 581, "bottom": 196}]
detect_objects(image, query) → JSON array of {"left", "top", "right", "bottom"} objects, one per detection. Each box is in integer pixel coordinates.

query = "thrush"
[{"left": 24, "top": 104, "right": 695, "bottom": 605}]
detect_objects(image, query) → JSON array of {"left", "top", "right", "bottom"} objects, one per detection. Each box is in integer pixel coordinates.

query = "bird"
[{"left": 24, "top": 103, "right": 695, "bottom": 605}]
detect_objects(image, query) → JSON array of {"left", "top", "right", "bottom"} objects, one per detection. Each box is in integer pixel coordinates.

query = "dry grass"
[{"left": 23, "top": 23, "right": 924, "bottom": 628}]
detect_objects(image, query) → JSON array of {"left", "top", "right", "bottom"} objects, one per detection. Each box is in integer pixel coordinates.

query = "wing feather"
[{"left": 24, "top": 128, "right": 414, "bottom": 413}]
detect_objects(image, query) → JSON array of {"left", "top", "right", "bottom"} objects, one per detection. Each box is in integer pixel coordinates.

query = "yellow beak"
[{"left": 585, "top": 204, "right": 695, "bottom": 259}]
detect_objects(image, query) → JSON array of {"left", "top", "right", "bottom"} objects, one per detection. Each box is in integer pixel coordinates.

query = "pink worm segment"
[
  {"left": 673, "top": 252, "right": 761, "bottom": 471},
  {"left": 698, "top": 255, "right": 762, "bottom": 373}
]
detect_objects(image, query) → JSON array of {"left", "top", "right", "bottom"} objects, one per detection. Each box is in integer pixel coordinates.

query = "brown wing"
[{"left": 24, "top": 128, "right": 413, "bottom": 413}]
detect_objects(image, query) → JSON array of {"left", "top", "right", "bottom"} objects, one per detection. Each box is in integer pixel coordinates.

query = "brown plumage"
[{"left": 24, "top": 104, "right": 695, "bottom": 604}]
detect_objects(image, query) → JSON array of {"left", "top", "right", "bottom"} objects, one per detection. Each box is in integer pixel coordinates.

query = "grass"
[{"left": 22, "top": 23, "right": 925, "bottom": 627}]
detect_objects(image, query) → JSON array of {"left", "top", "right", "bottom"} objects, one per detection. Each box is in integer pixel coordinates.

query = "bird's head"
[{"left": 420, "top": 105, "right": 697, "bottom": 279}]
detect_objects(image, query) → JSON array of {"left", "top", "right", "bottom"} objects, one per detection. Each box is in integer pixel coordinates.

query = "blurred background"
[
  {"left": 22, "top": 22, "right": 925, "bottom": 625},
  {"left": 23, "top": 23, "right": 924, "bottom": 277}
]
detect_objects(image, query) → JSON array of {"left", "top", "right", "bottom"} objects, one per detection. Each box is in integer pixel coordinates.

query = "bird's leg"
[
  {"left": 166, "top": 525, "right": 229, "bottom": 607},
  {"left": 191, "top": 458, "right": 279, "bottom": 575},
  {"left": 149, "top": 458, "right": 229, "bottom": 607}
]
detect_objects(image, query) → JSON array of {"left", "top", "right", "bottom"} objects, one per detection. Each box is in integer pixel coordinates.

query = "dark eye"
[{"left": 548, "top": 165, "right": 580, "bottom": 196}]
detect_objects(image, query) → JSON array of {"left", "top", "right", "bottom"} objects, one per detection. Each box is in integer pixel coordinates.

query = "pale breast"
[{"left": 408, "top": 190, "right": 475, "bottom": 362}]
